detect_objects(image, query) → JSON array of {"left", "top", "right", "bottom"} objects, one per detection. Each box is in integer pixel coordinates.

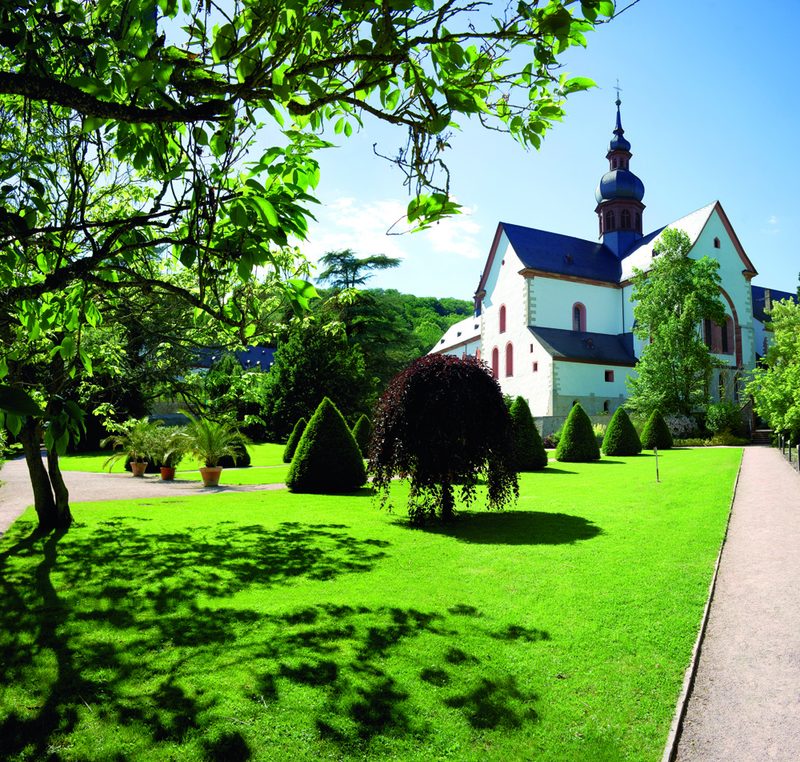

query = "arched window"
[
  {"left": 505, "top": 343, "right": 514, "bottom": 377},
  {"left": 475, "top": 348, "right": 481, "bottom": 361},
  {"left": 722, "top": 316, "right": 734, "bottom": 355},
  {"left": 499, "top": 305, "right": 506, "bottom": 334},
  {"left": 603, "top": 400, "right": 610, "bottom": 413},
  {"left": 605, "top": 210, "right": 615, "bottom": 231},
  {"left": 572, "top": 303, "right": 586, "bottom": 332},
  {"left": 491, "top": 347, "right": 499, "bottom": 379},
  {"left": 714, "top": 237, "right": 721, "bottom": 249},
  {"left": 621, "top": 209, "right": 631, "bottom": 229}
]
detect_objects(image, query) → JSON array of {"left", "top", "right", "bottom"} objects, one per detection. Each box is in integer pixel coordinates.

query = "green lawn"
[{"left": 0, "top": 448, "right": 740, "bottom": 761}]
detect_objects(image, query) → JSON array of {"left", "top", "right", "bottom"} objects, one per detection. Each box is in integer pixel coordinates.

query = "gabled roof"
[
  {"left": 429, "top": 314, "right": 481, "bottom": 354},
  {"left": 501, "top": 222, "right": 621, "bottom": 283},
  {"left": 530, "top": 327, "right": 637, "bottom": 366},
  {"left": 620, "top": 201, "right": 758, "bottom": 282},
  {"left": 751, "top": 285, "right": 798, "bottom": 323}
]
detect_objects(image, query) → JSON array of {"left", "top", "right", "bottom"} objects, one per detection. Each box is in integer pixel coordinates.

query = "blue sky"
[{"left": 300, "top": 0, "right": 799, "bottom": 300}]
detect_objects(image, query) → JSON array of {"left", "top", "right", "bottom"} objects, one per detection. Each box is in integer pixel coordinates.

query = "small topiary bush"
[
  {"left": 640, "top": 410, "right": 673, "bottom": 450},
  {"left": 509, "top": 396, "right": 548, "bottom": 471},
  {"left": 556, "top": 404, "right": 600, "bottom": 462},
  {"left": 282, "top": 417, "right": 307, "bottom": 463},
  {"left": 286, "top": 397, "right": 366, "bottom": 493},
  {"left": 602, "top": 407, "right": 642, "bottom": 456},
  {"left": 351, "top": 414, "right": 372, "bottom": 457}
]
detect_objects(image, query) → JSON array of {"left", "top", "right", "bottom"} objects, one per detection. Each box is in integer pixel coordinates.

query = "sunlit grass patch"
[{"left": 0, "top": 448, "right": 741, "bottom": 761}]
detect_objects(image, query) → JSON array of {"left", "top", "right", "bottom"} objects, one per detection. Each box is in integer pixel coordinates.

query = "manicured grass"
[
  {"left": 0, "top": 449, "right": 741, "bottom": 761},
  {"left": 58, "top": 443, "right": 286, "bottom": 473}
]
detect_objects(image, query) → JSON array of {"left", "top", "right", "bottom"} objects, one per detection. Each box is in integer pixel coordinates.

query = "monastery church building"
[{"left": 431, "top": 99, "right": 793, "bottom": 433}]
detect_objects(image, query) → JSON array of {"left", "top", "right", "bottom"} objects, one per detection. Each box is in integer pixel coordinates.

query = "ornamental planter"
[
  {"left": 199, "top": 466, "right": 223, "bottom": 487},
  {"left": 160, "top": 466, "right": 176, "bottom": 481},
  {"left": 130, "top": 461, "right": 148, "bottom": 477}
]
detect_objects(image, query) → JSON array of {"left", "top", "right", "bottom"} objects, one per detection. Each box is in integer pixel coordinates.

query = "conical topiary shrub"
[
  {"left": 351, "top": 414, "right": 372, "bottom": 457},
  {"left": 555, "top": 403, "right": 600, "bottom": 462},
  {"left": 640, "top": 409, "right": 674, "bottom": 450},
  {"left": 601, "top": 407, "right": 642, "bottom": 456},
  {"left": 283, "top": 417, "right": 307, "bottom": 463},
  {"left": 510, "top": 396, "right": 548, "bottom": 471},
  {"left": 286, "top": 398, "right": 366, "bottom": 493}
]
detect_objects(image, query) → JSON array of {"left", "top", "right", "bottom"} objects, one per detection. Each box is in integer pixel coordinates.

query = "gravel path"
[
  {"left": 675, "top": 447, "right": 800, "bottom": 760},
  {"left": 0, "top": 454, "right": 285, "bottom": 535}
]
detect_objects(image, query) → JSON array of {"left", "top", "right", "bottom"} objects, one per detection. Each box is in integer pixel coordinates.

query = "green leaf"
[
  {"left": 0, "top": 385, "right": 42, "bottom": 416},
  {"left": 212, "top": 23, "right": 236, "bottom": 63},
  {"left": 127, "top": 61, "right": 155, "bottom": 89},
  {"left": 245, "top": 196, "right": 279, "bottom": 226}
]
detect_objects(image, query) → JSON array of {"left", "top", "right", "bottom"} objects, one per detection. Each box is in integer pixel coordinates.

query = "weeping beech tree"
[{"left": 369, "top": 354, "right": 518, "bottom": 525}]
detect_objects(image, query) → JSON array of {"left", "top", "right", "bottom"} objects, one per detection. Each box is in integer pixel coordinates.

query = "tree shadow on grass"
[
  {"left": 402, "top": 511, "right": 601, "bottom": 545},
  {"left": 0, "top": 519, "right": 391, "bottom": 760}
]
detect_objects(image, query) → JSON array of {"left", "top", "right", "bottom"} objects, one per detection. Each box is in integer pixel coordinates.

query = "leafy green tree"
[
  {"left": 283, "top": 418, "right": 308, "bottom": 464},
  {"left": 747, "top": 296, "right": 800, "bottom": 442},
  {"left": 262, "top": 323, "right": 370, "bottom": 441},
  {"left": 286, "top": 398, "right": 366, "bottom": 494},
  {"left": 510, "top": 396, "right": 548, "bottom": 470},
  {"left": 601, "top": 407, "right": 642, "bottom": 456},
  {"left": 640, "top": 410, "right": 673, "bottom": 450},
  {"left": 555, "top": 404, "right": 600, "bottom": 462},
  {"left": 627, "top": 229, "right": 727, "bottom": 417},
  {"left": 370, "top": 354, "right": 518, "bottom": 525},
  {"left": 317, "top": 251, "right": 401, "bottom": 290},
  {"left": 0, "top": 0, "right": 613, "bottom": 531}
]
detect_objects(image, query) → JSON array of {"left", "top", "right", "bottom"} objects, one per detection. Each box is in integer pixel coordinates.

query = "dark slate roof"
[
  {"left": 195, "top": 346, "right": 275, "bottom": 371},
  {"left": 751, "top": 285, "right": 798, "bottom": 323},
  {"left": 530, "top": 327, "right": 637, "bottom": 366},
  {"left": 501, "top": 222, "right": 622, "bottom": 282}
]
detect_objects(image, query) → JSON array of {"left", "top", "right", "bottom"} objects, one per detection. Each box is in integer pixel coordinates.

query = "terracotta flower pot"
[
  {"left": 199, "top": 466, "right": 223, "bottom": 487},
  {"left": 160, "top": 466, "right": 176, "bottom": 481},
  {"left": 131, "top": 461, "right": 148, "bottom": 477}
]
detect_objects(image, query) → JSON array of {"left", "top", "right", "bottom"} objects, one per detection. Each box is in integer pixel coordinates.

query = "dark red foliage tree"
[{"left": 369, "top": 354, "right": 518, "bottom": 524}]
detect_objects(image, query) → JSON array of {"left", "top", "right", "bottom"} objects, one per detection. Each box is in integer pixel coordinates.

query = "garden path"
[
  {"left": 0, "top": 453, "right": 285, "bottom": 535},
  {"left": 675, "top": 446, "right": 800, "bottom": 761}
]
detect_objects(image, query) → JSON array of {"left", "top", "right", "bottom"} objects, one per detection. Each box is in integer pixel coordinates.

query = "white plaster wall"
[
  {"left": 529, "top": 276, "right": 623, "bottom": 334},
  {"left": 689, "top": 211, "right": 756, "bottom": 370},
  {"left": 494, "top": 337, "right": 554, "bottom": 417},
  {"left": 437, "top": 338, "right": 481, "bottom": 358},
  {"left": 554, "top": 360, "right": 634, "bottom": 399}
]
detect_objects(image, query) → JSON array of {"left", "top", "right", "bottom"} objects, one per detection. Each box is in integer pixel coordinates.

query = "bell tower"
[{"left": 594, "top": 96, "right": 645, "bottom": 257}]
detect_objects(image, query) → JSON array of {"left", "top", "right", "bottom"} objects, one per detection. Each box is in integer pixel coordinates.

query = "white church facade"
[{"left": 431, "top": 100, "right": 794, "bottom": 432}]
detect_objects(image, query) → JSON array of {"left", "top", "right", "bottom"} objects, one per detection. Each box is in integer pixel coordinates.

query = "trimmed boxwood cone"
[
  {"left": 351, "top": 414, "right": 372, "bottom": 457},
  {"left": 640, "top": 409, "right": 673, "bottom": 450},
  {"left": 601, "top": 407, "right": 642, "bottom": 456},
  {"left": 283, "top": 417, "right": 307, "bottom": 463},
  {"left": 510, "top": 396, "right": 548, "bottom": 470},
  {"left": 286, "top": 398, "right": 366, "bottom": 493},
  {"left": 555, "top": 403, "right": 600, "bottom": 462}
]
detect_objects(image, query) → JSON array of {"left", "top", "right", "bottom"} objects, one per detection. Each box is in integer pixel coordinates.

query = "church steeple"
[{"left": 595, "top": 96, "right": 646, "bottom": 257}]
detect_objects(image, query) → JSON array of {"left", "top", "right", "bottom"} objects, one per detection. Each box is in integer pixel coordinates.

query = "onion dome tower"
[{"left": 595, "top": 96, "right": 645, "bottom": 257}]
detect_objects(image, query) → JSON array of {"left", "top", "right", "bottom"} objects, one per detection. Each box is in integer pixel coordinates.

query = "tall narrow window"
[
  {"left": 714, "top": 237, "right": 721, "bottom": 249},
  {"left": 505, "top": 343, "right": 514, "bottom": 377},
  {"left": 572, "top": 303, "right": 586, "bottom": 332},
  {"left": 621, "top": 209, "right": 631, "bottom": 229},
  {"left": 605, "top": 210, "right": 615, "bottom": 231},
  {"left": 703, "top": 318, "right": 713, "bottom": 349},
  {"left": 723, "top": 316, "right": 734, "bottom": 355},
  {"left": 499, "top": 305, "right": 506, "bottom": 334},
  {"left": 491, "top": 347, "right": 499, "bottom": 379}
]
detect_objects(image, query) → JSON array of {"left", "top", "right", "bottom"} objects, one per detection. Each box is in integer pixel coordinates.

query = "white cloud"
[
  {"left": 301, "top": 196, "right": 483, "bottom": 266},
  {"left": 762, "top": 214, "right": 781, "bottom": 235}
]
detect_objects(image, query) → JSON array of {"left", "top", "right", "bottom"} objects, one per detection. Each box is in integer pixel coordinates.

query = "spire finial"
[{"left": 614, "top": 79, "right": 622, "bottom": 108}]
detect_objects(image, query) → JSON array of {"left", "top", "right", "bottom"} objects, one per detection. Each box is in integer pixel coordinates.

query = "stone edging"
[{"left": 660, "top": 447, "right": 744, "bottom": 762}]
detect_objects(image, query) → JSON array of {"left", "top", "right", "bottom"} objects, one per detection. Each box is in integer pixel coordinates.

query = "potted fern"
[
  {"left": 183, "top": 414, "right": 249, "bottom": 487},
  {"left": 101, "top": 417, "right": 162, "bottom": 477}
]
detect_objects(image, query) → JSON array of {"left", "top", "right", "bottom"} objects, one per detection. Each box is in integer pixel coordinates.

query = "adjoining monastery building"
[{"left": 430, "top": 99, "right": 796, "bottom": 433}]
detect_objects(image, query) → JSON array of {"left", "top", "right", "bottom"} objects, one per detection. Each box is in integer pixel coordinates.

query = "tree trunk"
[
  {"left": 19, "top": 419, "right": 72, "bottom": 532},
  {"left": 47, "top": 450, "right": 73, "bottom": 529},
  {"left": 441, "top": 481, "right": 455, "bottom": 523}
]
